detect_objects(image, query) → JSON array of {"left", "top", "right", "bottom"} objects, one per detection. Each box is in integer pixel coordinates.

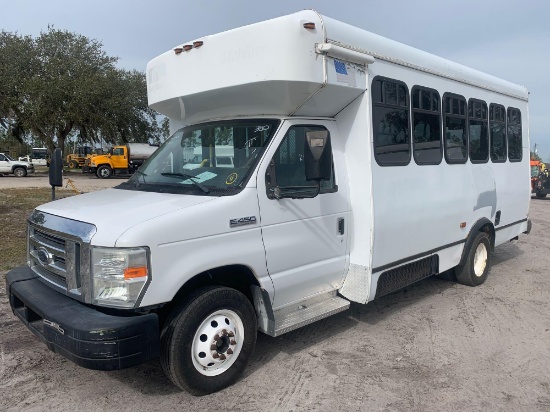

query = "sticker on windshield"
[
  {"left": 226, "top": 173, "right": 238, "bottom": 185},
  {"left": 182, "top": 171, "right": 217, "bottom": 184}
]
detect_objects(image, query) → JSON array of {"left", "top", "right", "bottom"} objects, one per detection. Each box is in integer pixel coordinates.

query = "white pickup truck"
[{"left": 0, "top": 153, "right": 35, "bottom": 177}]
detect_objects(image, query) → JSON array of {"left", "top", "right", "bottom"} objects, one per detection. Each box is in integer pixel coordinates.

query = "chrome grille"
[{"left": 27, "top": 210, "right": 96, "bottom": 303}]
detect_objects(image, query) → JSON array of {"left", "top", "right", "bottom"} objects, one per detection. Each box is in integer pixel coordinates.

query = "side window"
[
  {"left": 372, "top": 77, "right": 410, "bottom": 166},
  {"left": 468, "top": 99, "right": 489, "bottom": 163},
  {"left": 0, "top": 154, "right": 5, "bottom": 161},
  {"left": 113, "top": 148, "right": 124, "bottom": 156},
  {"left": 412, "top": 86, "right": 442, "bottom": 165},
  {"left": 490, "top": 104, "right": 507, "bottom": 162},
  {"left": 269, "top": 125, "right": 336, "bottom": 193},
  {"left": 507, "top": 107, "right": 522, "bottom": 162},
  {"left": 443, "top": 93, "right": 468, "bottom": 164}
]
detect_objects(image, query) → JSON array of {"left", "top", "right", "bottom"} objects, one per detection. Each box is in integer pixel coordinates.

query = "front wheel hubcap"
[
  {"left": 473, "top": 243, "right": 488, "bottom": 277},
  {"left": 191, "top": 310, "right": 244, "bottom": 376}
]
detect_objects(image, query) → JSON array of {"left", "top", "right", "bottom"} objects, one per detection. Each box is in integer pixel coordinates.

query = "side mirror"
[
  {"left": 304, "top": 130, "right": 332, "bottom": 181},
  {"left": 49, "top": 148, "right": 63, "bottom": 188}
]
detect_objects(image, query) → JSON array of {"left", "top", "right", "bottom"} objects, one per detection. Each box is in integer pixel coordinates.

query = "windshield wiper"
[
  {"left": 161, "top": 172, "right": 210, "bottom": 194},
  {"left": 135, "top": 169, "right": 147, "bottom": 187}
]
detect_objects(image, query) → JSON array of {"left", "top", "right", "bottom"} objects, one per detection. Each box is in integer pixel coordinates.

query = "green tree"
[{"left": 0, "top": 27, "right": 159, "bottom": 156}]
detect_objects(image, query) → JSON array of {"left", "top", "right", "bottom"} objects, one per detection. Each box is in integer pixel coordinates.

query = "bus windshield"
[{"left": 123, "top": 119, "right": 280, "bottom": 195}]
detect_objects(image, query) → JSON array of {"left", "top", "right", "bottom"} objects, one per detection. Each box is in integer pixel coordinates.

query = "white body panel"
[{"left": 32, "top": 10, "right": 530, "bottom": 316}]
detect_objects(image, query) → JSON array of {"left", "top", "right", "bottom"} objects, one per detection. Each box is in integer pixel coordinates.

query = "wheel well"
[
  {"left": 159, "top": 265, "right": 260, "bottom": 323},
  {"left": 459, "top": 218, "right": 495, "bottom": 266}
]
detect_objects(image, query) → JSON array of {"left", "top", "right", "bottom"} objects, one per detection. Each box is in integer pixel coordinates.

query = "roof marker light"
[
  {"left": 193, "top": 41, "right": 204, "bottom": 48},
  {"left": 183, "top": 44, "right": 193, "bottom": 51},
  {"left": 303, "top": 22, "right": 316, "bottom": 29},
  {"left": 174, "top": 47, "right": 183, "bottom": 55}
]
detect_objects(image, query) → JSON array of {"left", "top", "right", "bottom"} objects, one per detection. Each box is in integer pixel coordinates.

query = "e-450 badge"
[{"left": 229, "top": 216, "right": 257, "bottom": 227}]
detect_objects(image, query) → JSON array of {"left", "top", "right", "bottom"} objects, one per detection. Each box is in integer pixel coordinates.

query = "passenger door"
[{"left": 257, "top": 121, "right": 349, "bottom": 308}]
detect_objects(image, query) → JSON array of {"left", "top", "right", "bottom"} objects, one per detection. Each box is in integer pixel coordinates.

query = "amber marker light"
[
  {"left": 183, "top": 44, "right": 193, "bottom": 51},
  {"left": 124, "top": 267, "right": 148, "bottom": 279},
  {"left": 303, "top": 22, "right": 316, "bottom": 29},
  {"left": 193, "top": 41, "right": 204, "bottom": 48},
  {"left": 174, "top": 47, "right": 183, "bottom": 55}
]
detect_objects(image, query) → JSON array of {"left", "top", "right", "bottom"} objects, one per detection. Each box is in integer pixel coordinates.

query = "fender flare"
[{"left": 459, "top": 218, "right": 495, "bottom": 266}]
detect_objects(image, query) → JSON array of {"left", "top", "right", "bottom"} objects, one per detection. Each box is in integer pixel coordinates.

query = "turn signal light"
[
  {"left": 303, "top": 22, "right": 316, "bottom": 29},
  {"left": 124, "top": 266, "right": 148, "bottom": 279}
]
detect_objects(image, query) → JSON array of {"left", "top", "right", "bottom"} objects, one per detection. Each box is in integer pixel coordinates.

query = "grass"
[{"left": 0, "top": 188, "right": 72, "bottom": 271}]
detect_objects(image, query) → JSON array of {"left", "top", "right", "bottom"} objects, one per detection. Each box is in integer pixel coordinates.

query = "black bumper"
[{"left": 6, "top": 266, "right": 160, "bottom": 370}]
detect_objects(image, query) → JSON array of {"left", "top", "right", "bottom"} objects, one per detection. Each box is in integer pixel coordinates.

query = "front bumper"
[{"left": 6, "top": 266, "right": 160, "bottom": 370}]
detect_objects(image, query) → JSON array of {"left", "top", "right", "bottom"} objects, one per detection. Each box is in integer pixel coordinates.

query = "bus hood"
[{"left": 35, "top": 188, "right": 216, "bottom": 246}]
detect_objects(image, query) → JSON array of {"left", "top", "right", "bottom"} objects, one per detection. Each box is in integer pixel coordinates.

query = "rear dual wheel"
[
  {"left": 455, "top": 231, "right": 491, "bottom": 286},
  {"left": 160, "top": 286, "right": 257, "bottom": 395}
]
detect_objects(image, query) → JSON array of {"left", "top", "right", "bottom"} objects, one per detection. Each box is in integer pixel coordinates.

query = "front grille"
[
  {"left": 27, "top": 210, "right": 96, "bottom": 303},
  {"left": 29, "top": 228, "right": 70, "bottom": 287}
]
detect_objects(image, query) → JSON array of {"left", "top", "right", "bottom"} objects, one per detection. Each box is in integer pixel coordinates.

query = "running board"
[{"left": 272, "top": 292, "right": 350, "bottom": 337}]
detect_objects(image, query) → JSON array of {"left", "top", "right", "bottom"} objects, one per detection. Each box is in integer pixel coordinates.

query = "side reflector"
[
  {"left": 303, "top": 22, "right": 316, "bottom": 29},
  {"left": 174, "top": 47, "right": 183, "bottom": 55},
  {"left": 193, "top": 41, "right": 204, "bottom": 48},
  {"left": 124, "top": 267, "right": 148, "bottom": 279}
]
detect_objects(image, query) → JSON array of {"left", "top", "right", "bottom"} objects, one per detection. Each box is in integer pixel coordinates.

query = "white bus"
[{"left": 7, "top": 10, "right": 530, "bottom": 395}]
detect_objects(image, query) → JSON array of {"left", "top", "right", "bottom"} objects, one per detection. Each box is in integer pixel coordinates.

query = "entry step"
[{"left": 273, "top": 293, "right": 350, "bottom": 336}]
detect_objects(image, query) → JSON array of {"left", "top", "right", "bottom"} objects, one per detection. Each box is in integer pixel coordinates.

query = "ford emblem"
[{"left": 36, "top": 247, "right": 53, "bottom": 266}]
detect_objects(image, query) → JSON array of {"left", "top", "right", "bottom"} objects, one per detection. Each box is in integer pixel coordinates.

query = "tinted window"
[
  {"left": 372, "top": 77, "right": 410, "bottom": 166},
  {"left": 444, "top": 94, "right": 467, "bottom": 163},
  {"left": 272, "top": 125, "right": 335, "bottom": 191},
  {"left": 490, "top": 104, "right": 506, "bottom": 162},
  {"left": 412, "top": 86, "right": 442, "bottom": 165},
  {"left": 468, "top": 99, "right": 489, "bottom": 163},
  {"left": 507, "top": 107, "right": 522, "bottom": 162}
]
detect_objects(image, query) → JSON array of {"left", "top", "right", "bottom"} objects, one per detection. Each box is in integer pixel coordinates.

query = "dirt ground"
[{"left": 1, "top": 174, "right": 549, "bottom": 411}]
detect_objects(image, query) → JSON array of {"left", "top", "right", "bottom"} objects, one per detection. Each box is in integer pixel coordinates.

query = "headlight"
[{"left": 91, "top": 247, "right": 150, "bottom": 308}]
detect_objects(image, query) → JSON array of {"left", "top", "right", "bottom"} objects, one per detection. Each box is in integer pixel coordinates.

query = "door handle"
[{"left": 338, "top": 218, "right": 345, "bottom": 235}]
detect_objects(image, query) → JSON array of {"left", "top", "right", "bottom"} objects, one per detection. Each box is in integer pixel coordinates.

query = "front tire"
[
  {"left": 536, "top": 192, "right": 547, "bottom": 198},
  {"left": 68, "top": 160, "right": 79, "bottom": 169},
  {"left": 97, "top": 165, "right": 112, "bottom": 179},
  {"left": 13, "top": 167, "right": 27, "bottom": 177},
  {"left": 455, "top": 231, "right": 492, "bottom": 286},
  {"left": 160, "top": 286, "right": 257, "bottom": 395}
]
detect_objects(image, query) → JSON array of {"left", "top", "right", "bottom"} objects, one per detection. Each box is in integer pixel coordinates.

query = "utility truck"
[
  {"left": 83, "top": 143, "right": 158, "bottom": 178},
  {"left": 7, "top": 10, "right": 531, "bottom": 395}
]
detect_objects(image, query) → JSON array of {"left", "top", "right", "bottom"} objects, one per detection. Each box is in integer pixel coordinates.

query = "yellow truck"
[{"left": 84, "top": 143, "right": 158, "bottom": 178}]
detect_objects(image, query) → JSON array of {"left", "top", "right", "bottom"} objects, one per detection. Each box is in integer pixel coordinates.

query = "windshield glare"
[{"left": 129, "top": 119, "right": 279, "bottom": 194}]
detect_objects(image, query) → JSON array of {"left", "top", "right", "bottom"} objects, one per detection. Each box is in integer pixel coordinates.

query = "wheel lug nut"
[
  {"left": 228, "top": 331, "right": 235, "bottom": 337},
  {"left": 227, "top": 348, "right": 233, "bottom": 355},
  {"left": 230, "top": 340, "right": 237, "bottom": 345},
  {"left": 219, "top": 354, "right": 226, "bottom": 360},
  {"left": 210, "top": 344, "right": 217, "bottom": 350},
  {"left": 212, "top": 353, "right": 220, "bottom": 359},
  {"left": 214, "top": 334, "right": 220, "bottom": 341}
]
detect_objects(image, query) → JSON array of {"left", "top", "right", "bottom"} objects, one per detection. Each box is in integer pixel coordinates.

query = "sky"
[{"left": 3, "top": 0, "right": 549, "bottom": 161}]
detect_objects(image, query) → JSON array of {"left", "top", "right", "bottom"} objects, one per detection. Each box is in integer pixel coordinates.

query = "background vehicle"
[
  {"left": 0, "top": 152, "right": 35, "bottom": 177},
  {"left": 182, "top": 146, "right": 235, "bottom": 170},
  {"left": 19, "top": 148, "right": 50, "bottom": 166},
  {"left": 84, "top": 143, "right": 158, "bottom": 178},
  {"left": 65, "top": 146, "right": 102, "bottom": 169},
  {"left": 7, "top": 10, "right": 530, "bottom": 396},
  {"left": 531, "top": 160, "right": 550, "bottom": 198}
]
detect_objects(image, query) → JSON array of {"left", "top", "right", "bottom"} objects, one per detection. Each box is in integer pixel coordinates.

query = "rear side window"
[
  {"left": 507, "top": 107, "right": 522, "bottom": 162},
  {"left": 372, "top": 77, "right": 410, "bottom": 166},
  {"left": 412, "top": 86, "right": 442, "bottom": 165},
  {"left": 443, "top": 93, "right": 468, "bottom": 164},
  {"left": 468, "top": 99, "right": 489, "bottom": 163},
  {"left": 490, "top": 104, "right": 507, "bottom": 162}
]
